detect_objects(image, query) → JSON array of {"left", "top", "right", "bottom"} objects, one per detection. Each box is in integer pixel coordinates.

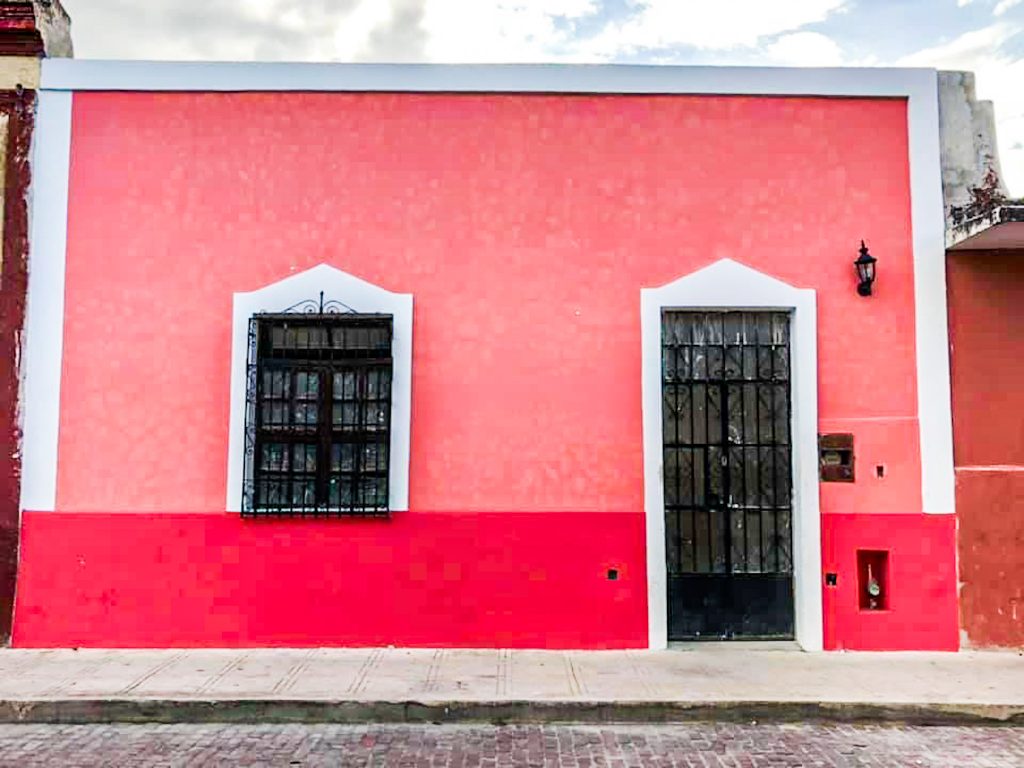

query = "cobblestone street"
[{"left": 0, "top": 723, "right": 1021, "bottom": 767}]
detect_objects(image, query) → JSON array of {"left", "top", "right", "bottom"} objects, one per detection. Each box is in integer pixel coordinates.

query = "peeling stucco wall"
[
  {"left": 0, "top": 92, "right": 35, "bottom": 645},
  {"left": 33, "top": 0, "right": 72, "bottom": 58},
  {"left": 938, "top": 71, "right": 1009, "bottom": 215}
]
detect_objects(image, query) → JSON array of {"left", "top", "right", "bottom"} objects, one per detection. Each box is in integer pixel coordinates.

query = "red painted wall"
[
  {"left": 12, "top": 91, "right": 943, "bottom": 648},
  {"left": 947, "top": 251, "right": 1024, "bottom": 648},
  {"left": 821, "top": 514, "right": 958, "bottom": 651},
  {"left": 14, "top": 511, "right": 646, "bottom": 648}
]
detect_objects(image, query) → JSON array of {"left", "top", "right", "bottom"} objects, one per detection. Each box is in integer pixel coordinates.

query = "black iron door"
[{"left": 662, "top": 311, "right": 794, "bottom": 640}]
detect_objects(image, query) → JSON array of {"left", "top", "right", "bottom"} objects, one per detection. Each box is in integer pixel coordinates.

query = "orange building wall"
[{"left": 947, "top": 250, "right": 1024, "bottom": 648}]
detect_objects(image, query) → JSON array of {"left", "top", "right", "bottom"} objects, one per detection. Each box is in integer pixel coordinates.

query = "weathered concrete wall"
[
  {"left": 938, "top": 71, "right": 1009, "bottom": 214},
  {"left": 33, "top": 0, "right": 71, "bottom": 58},
  {"left": 947, "top": 250, "right": 1024, "bottom": 648},
  {"left": 0, "top": 57, "right": 38, "bottom": 89},
  {"left": 0, "top": 1, "right": 69, "bottom": 58}
]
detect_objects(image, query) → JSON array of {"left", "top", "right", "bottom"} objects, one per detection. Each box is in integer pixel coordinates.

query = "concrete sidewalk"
[{"left": 0, "top": 644, "right": 1021, "bottom": 725}]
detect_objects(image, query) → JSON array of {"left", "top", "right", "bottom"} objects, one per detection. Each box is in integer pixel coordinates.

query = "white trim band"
[
  {"left": 19, "top": 90, "right": 72, "bottom": 512},
  {"left": 42, "top": 60, "right": 934, "bottom": 97}
]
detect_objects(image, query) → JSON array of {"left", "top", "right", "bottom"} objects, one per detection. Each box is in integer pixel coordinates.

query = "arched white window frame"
[
  {"left": 225, "top": 264, "right": 413, "bottom": 513},
  {"left": 641, "top": 259, "right": 822, "bottom": 651}
]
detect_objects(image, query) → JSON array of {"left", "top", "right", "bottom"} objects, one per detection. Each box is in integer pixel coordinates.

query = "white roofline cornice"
[{"left": 41, "top": 60, "right": 936, "bottom": 96}]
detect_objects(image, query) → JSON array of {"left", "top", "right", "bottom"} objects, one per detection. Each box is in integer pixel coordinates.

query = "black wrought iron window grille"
[{"left": 242, "top": 293, "right": 393, "bottom": 518}]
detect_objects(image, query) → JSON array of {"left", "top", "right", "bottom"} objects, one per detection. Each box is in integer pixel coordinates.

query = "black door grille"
[
  {"left": 243, "top": 313, "right": 393, "bottom": 517},
  {"left": 662, "top": 310, "right": 794, "bottom": 639}
]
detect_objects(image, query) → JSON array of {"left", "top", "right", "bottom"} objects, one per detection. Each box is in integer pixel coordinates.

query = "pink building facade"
[{"left": 13, "top": 62, "right": 959, "bottom": 651}]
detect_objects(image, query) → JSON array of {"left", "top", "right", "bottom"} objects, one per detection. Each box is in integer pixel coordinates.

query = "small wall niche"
[{"left": 857, "top": 549, "right": 889, "bottom": 611}]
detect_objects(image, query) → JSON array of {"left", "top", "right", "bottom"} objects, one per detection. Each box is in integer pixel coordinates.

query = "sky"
[{"left": 61, "top": 0, "right": 1024, "bottom": 194}]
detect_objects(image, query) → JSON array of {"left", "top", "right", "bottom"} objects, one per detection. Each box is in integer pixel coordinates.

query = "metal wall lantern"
[{"left": 854, "top": 240, "right": 877, "bottom": 297}]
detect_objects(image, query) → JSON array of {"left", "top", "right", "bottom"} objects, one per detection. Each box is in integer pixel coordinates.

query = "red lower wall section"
[
  {"left": 15, "top": 510, "right": 960, "bottom": 650},
  {"left": 821, "top": 513, "right": 958, "bottom": 651},
  {"left": 12, "top": 511, "right": 648, "bottom": 649},
  {"left": 956, "top": 470, "right": 1024, "bottom": 648}
]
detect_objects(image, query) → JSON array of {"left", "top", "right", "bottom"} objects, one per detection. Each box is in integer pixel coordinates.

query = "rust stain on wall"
[{"left": 0, "top": 89, "right": 32, "bottom": 644}]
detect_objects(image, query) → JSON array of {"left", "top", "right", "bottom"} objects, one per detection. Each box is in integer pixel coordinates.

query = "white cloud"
[
  {"left": 334, "top": 1, "right": 395, "bottom": 60},
  {"left": 580, "top": 0, "right": 846, "bottom": 56},
  {"left": 955, "top": 0, "right": 1022, "bottom": 17},
  {"left": 62, "top": 0, "right": 846, "bottom": 63},
  {"left": 899, "top": 24, "right": 1024, "bottom": 195},
  {"left": 898, "top": 22, "right": 1016, "bottom": 66},
  {"left": 62, "top": 0, "right": 364, "bottom": 60},
  {"left": 765, "top": 32, "right": 844, "bottom": 66},
  {"left": 420, "top": 0, "right": 599, "bottom": 62}
]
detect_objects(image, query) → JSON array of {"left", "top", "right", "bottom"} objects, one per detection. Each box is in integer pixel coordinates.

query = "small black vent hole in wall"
[
  {"left": 607, "top": 568, "right": 619, "bottom": 581},
  {"left": 876, "top": 465, "right": 886, "bottom": 478}
]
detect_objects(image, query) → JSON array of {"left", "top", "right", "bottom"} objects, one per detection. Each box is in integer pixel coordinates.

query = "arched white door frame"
[{"left": 641, "top": 259, "right": 822, "bottom": 651}]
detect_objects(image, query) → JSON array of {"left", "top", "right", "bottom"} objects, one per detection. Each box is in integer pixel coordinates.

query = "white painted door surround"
[{"left": 641, "top": 259, "right": 822, "bottom": 651}]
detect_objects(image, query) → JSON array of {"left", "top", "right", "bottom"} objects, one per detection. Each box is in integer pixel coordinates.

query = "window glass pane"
[
  {"left": 294, "top": 371, "right": 319, "bottom": 400},
  {"left": 261, "top": 370, "right": 290, "bottom": 399},
  {"left": 261, "top": 443, "right": 289, "bottom": 472},
  {"left": 293, "top": 444, "right": 317, "bottom": 472},
  {"left": 771, "top": 313, "right": 789, "bottom": 345},
  {"left": 363, "top": 442, "right": 384, "bottom": 472},
  {"left": 331, "top": 443, "right": 356, "bottom": 472},
  {"left": 329, "top": 476, "right": 354, "bottom": 507},
  {"left": 294, "top": 402, "right": 318, "bottom": 426},
  {"left": 259, "top": 480, "right": 285, "bottom": 506},
  {"left": 291, "top": 479, "right": 315, "bottom": 507},
  {"left": 368, "top": 326, "right": 390, "bottom": 351},
  {"left": 351, "top": 327, "right": 369, "bottom": 350},
  {"left": 333, "top": 402, "right": 359, "bottom": 429},
  {"left": 333, "top": 371, "right": 357, "bottom": 399},
  {"left": 365, "top": 403, "right": 388, "bottom": 431},
  {"left": 368, "top": 369, "right": 390, "bottom": 398},
  {"left": 360, "top": 477, "right": 387, "bottom": 507}
]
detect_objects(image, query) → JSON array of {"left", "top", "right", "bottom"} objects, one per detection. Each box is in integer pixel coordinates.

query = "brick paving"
[{"left": 0, "top": 723, "right": 1021, "bottom": 767}]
